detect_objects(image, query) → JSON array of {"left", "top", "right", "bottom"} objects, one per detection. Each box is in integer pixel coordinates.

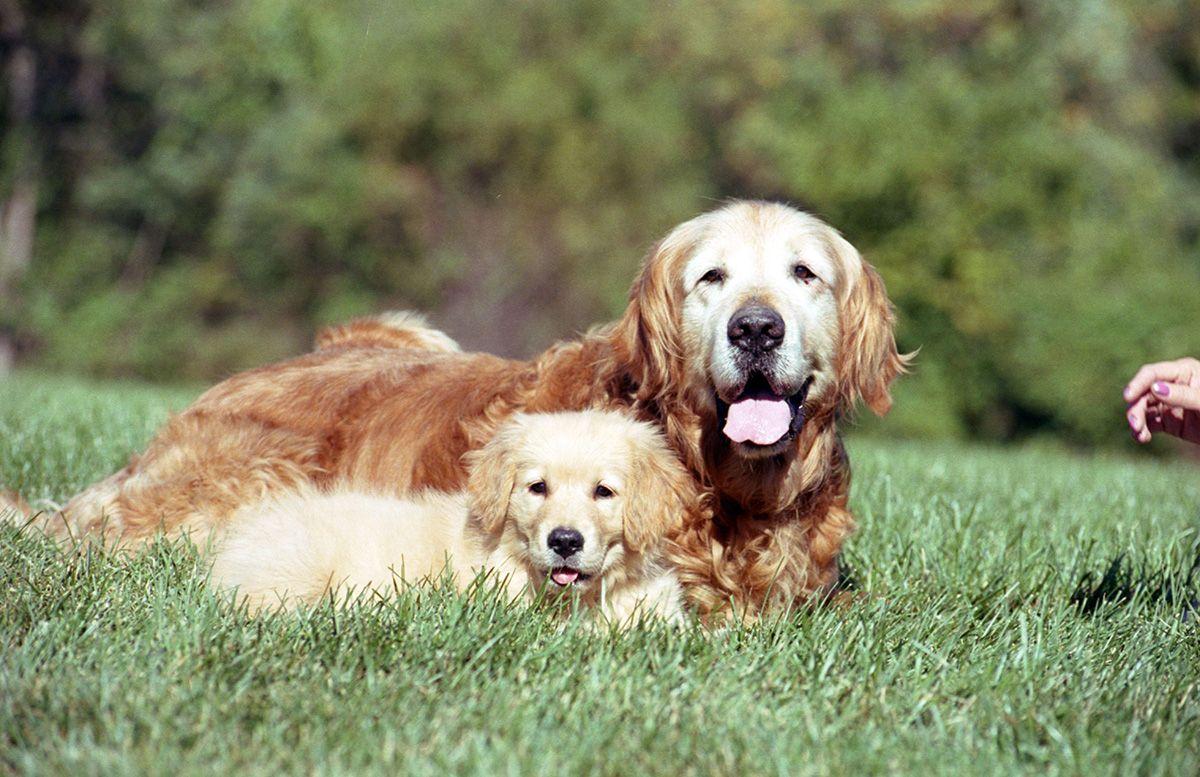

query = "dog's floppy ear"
[
  {"left": 612, "top": 219, "right": 703, "bottom": 403},
  {"left": 828, "top": 230, "right": 909, "bottom": 416},
  {"left": 463, "top": 422, "right": 522, "bottom": 536},
  {"left": 621, "top": 427, "right": 694, "bottom": 554}
]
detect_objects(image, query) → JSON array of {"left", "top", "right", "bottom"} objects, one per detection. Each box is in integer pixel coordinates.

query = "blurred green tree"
[{"left": 3, "top": 0, "right": 1199, "bottom": 447}]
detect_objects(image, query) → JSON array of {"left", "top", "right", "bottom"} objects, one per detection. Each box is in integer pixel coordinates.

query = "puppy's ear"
[
  {"left": 612, "top": 220, "right": 702, "bottom": 403},
  {"left": 621, "top": 430, "right": 694, "bottom": 554},
  {"left": 828, "top": 231, "right": 909, "bottom": 416},
  {"left": 463, "top": 424, "right": 521, "bottom": 536}
]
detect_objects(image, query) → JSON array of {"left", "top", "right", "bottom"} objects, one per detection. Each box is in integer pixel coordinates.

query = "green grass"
[{"left": 1, "top": 371, "right": 1198, "bottom": 776}]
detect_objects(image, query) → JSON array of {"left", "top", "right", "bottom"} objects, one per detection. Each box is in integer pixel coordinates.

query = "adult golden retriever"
[{"left": 35, "top": 200, "right": 906, "bottom": 619}]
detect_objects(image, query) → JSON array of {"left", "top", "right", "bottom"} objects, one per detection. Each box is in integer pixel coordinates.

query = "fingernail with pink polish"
[
  {"left": 1128, "top": 414, "right": 1139, "bottom": 430},
  {"left": 1153, "top": 382, "right": 1170, "bottom": 396}
]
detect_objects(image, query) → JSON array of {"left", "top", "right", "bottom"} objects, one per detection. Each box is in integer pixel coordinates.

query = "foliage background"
[{"left": 2, "top": 0, "right": 1199, "bottom": 447}]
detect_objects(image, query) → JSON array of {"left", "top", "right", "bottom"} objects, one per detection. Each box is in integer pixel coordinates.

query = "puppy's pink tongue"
[
  {"left": 723, "top": 397, "right": 792, "bottom": 445},
  {"left": 551, "top": 568, "right": 579, "bottom": 586}
]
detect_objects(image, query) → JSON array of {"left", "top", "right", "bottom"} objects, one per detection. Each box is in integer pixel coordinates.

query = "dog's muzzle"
[
  {"left": 727, "top": 304, "right": 785, "bottom": 356},
  {"left": 717, "top": 304, "right": 811, "bottom": 451},
  {"left": 716, "top": 374, "right": 812, "bottom": 450},
  {"left": 544, "top": 527, "right": 590, "bottom": 587}
]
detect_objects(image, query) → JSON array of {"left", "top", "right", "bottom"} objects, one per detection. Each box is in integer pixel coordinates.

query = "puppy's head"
[{"left": 464, "top": 411, "right": 692, "bottom": 596}]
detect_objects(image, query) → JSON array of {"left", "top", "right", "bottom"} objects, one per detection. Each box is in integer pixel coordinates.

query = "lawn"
[{"left": 1, "top": 371, "right": 1198, "bottom": 775}]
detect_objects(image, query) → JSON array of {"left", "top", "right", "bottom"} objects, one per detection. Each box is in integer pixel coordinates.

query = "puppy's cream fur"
[
  {"left": 210, "top": 489, "right": 472, "bottom": 610},
  {"left": 210, "top": 411, "right": 695, "bottom": 626}
]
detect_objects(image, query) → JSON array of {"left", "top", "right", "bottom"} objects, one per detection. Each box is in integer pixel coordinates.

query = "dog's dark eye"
[
  {"left": 792, "top": 263, "right": 816, "bottom": 283},
  {"left": 528, "top": 481, "right": 547, "bottom": 495},
  {"left": 593, "top": 484, "right": 615, "bottom": 499},
  {"left": 698, "top": 268, "right": 726, "bottom": 285}
]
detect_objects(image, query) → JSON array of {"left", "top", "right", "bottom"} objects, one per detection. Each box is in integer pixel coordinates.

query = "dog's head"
[
  {"left": 463, "top": 411, "right": 693, "bottom": 595},
  {"left": 615, "top": 201, "right": 906, "bottom": 460}
]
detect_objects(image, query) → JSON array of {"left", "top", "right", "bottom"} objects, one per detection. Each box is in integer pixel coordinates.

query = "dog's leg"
[
  {"left": 600, "top": 571, "right": 690, "bottom": 628},
  {"left": 46, "top": 412, "right": 327, "bottom": 551}
]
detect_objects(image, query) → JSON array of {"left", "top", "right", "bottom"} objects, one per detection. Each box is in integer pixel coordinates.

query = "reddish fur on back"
[
  {"left": 47, "top": 340, "right": 622, "bottom": 550},
  {"left": 314, "top": 311, "right": 461, "bottom": 354}
]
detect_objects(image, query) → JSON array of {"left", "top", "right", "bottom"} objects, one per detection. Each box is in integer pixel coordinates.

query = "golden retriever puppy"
[
  {"left": 41, "top": 201, "right": 906, "bottom": 620},
  {"left": 209, "top": 411, "right": 693, "bottom": 625}
]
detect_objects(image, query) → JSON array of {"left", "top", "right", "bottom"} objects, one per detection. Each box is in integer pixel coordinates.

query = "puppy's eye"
[
  {"left": 698, "top": 268, "right": 726, "bottom": 285},
  {"left": 792, "top": 263, "right": 817, "bottom": 283},
  {"left": 593, "top": 484, "right": 615, "bottom": 499},
  {"left": 528, "top": 481, "right": 547, "bottom": 495}
]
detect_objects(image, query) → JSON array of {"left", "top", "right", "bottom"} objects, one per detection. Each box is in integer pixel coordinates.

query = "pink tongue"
[
  {"left": 723, "top": 397, "right": 792, "bottom": 445},
  {"left": 551, "top": 568, "right": 579, "bottom": 586}
]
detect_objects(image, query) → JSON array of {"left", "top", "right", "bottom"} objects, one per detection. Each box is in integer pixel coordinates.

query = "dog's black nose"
[
  {"left": 727, "top": 305, "right": 785, "bottom": 353},
  {"left": 547, "top": 527, "right": 584, "bottom": 557}
]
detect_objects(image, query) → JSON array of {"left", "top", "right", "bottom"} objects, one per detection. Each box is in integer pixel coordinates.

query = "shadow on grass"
[
  {"left": 1070, "top": 543, "right": 1200, "bottom": 619},
  {"left": 834, "top": 560, "right": 860, "bottom": 593}
]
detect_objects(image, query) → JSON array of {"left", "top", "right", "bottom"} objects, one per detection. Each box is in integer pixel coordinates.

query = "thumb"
[{"left": 1151, "top": 381, "right": 1200, "bottom": 411}]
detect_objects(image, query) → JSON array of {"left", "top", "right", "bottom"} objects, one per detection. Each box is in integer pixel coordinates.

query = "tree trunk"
[{"left": 0, "top": 0, "right": 38, "bottom": 375}]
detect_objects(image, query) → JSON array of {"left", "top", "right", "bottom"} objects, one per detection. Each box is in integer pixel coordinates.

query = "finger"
[
  {"left": 1124, "top": 361, "right": 1195, "bottom": 402},
  {"left": 1151, "top": 394, "right": 1184, "bottom": 421},
  {"left": 1129, "top": 409, "right": 1149, "bottom": 441},
  {"left": 1146, "top": 402, "right": 1166, "bottom": 433},
  {"left": 1159, "top": 408, "right": 1184, "bottom": 439},
  {"left": 1145, "top": 395, "right": 1197, "bottom": 440},
  {"left": 1150, "top": 380, "right": 1200, "bottom": 411},
  {"left": 1126, "top": 394, "right": 1150, "bottom": 434}
]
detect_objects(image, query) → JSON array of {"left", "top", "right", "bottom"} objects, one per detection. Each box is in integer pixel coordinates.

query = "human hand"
[{"left": 1124, "top": 357, "right": 1200, "bottom": 445}]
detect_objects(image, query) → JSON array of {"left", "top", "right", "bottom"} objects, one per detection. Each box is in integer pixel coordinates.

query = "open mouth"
[
  {"left": 547, "top": 567, "right": 592, "bottom": 587},
  {"left": 716, "top": 373, "right": 813, "bottom": 448}
]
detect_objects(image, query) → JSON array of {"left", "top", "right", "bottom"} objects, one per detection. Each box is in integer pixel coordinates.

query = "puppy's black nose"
[
  {"left": 727, "top": 305, "right": 785, "bottom": 353},
  {"left": 547, "top": 527, "right": 584, "bottom": 557}
]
